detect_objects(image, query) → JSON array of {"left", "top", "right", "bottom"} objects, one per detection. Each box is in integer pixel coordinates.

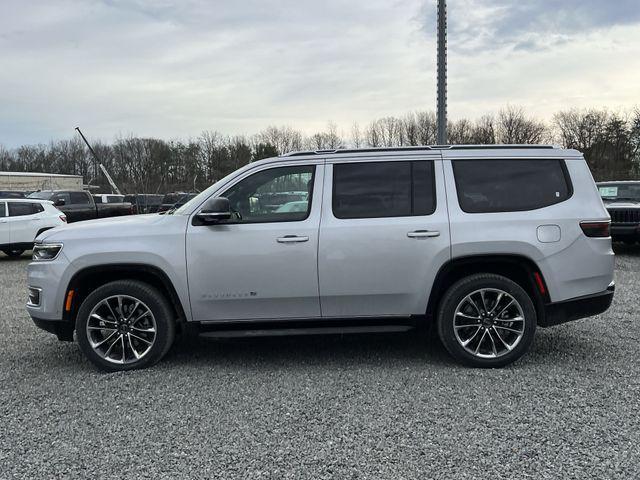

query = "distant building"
[{"left": 0, "top": 172, "right": 83, "bottom": 191}]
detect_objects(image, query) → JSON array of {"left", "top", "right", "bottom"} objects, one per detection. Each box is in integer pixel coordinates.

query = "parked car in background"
[
  {"left": 123, "top": 194, "right": 164, "bottom": 214},
  {"left": 0, "top": 199, "right": 66, "bottom": 257},
  {"left": 597, "top": 181, "right": 640, "bottom": 244},
  {"left": 93, "top": 194, "right": 125, "bottom": 204},
  {"left": 158, "top": 192, "right": 197, "bottom": 213},
  {"left": 27, "top": 190, "right": 132, "bottom": 223},
  {"left": 27, "top": 145, "right": 614, "bottom": 371},
  {"left": 0, "top": 190, "right": 26, "bottom": 199}
]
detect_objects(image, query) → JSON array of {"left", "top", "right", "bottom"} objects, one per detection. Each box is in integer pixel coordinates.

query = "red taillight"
[
  {"left": 580, "top": 221, "right": 610, "bottom": 238},
  {"left": 60, "top": 215, "right": 67, "bottom": 223}
]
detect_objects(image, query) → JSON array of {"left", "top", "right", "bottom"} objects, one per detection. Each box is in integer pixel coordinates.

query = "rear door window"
[
  {"left": 69, "top": 192, "right": 90, "bottom": 205},
  {"left": 452, "top": 159, "right": 572, "bottom": 213},
  {"left": 52, "top": 193, "right": 71, "bottom": 205},
  {"left": 0, "top": 202, "right": 6, "bottom": 217},
  {"left": 8, "top": 202, "right": 43, "bottom": 217},
  {"left": 332, "top": 161, "right": 436, "bottom": 219}
]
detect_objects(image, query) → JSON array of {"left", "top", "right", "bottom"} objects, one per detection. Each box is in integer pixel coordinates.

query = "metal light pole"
[{"left": 436, "top": 0, "right": 448, "bottom": 145}]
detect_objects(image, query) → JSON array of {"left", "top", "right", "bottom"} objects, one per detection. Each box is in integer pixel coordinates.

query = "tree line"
[{"left": 1, "top": 106, "right": 638, "bottom": 194}]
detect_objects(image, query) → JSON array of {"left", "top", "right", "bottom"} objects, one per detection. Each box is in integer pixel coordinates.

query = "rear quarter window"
[{"left": 452, "top": 159, "right": 572, "bottom": 213}]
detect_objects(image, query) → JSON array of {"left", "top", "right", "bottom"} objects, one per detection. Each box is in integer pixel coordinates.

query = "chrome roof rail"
[{"left": 282, "top": 144, "right": 556, "bottom": 157}]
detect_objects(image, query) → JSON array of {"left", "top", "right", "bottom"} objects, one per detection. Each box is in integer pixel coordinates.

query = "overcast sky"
[{"left": 1, "top": 0, "right": 639, "bottom": 147}]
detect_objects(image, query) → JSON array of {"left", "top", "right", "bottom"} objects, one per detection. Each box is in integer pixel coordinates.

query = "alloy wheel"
[
  {"left": 453, "top": 288, "right": 525, "bottom": 359},
  {"left": 86, "top": 295, "right": 157, "bottom": 364}
]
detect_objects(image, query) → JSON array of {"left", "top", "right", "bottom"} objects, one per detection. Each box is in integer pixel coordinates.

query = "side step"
[{"left": 199, "top": 324, "right": 413, "bottom": 339}]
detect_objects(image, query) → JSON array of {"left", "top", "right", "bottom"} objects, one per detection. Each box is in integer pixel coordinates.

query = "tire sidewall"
[
  {"left": 437, "top": 275, "right": 537, "bottom": 368},
  {"left": 76, "top": 281, "right": 175, "bottom": 372}
]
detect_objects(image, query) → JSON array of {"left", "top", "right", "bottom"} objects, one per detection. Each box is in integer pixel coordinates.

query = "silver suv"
[{"left": 26, "top": 146, "right": 615, "bottom": 371}]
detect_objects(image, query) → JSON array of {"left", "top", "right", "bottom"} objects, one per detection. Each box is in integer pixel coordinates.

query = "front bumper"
[
  {"left": 610, "top": 224, "right": 640, "bottom": 240},
  {"left": 541, "top": 283, "right": 615, "bottom": 327},
  {"left": 26, "top": 252, "right": 75, "bottom": 341},
  {"left": 31, "top": 317, "right": 74, "bottom": 341}
]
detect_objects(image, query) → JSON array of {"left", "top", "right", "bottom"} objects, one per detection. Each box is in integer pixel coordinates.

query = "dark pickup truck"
[
  {"left": 0, "top": 190, "right": 26, "bottom": 199},
  {"left": 28, "top": 190, "right": 132, "bottom": 223},
  {"left": 123, "top": 194, "right": 164, "bottom": 214},
  {"left": 598, "top": 181, "right": 640, "bottom": 244},
  {"left": 158, "top": 192, "right": 197, "bottom": 213}
]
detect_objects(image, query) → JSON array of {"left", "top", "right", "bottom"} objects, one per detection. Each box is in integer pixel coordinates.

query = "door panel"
[
  {"left": 186, "top": 163, "right": 324, "bottom": 321},
  {"left": 7, "top": 203, "right": 41, "bottom": 245},
  {"left": 318, "top": 158, "right": 451, "bottom": 317},
  {"left": 0, "top": 202, "right": 8, "bottom": 245}
]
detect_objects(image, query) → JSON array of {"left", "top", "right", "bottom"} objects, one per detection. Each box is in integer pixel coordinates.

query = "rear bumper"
[{"left": 541, "top": 283, "right": 615, "bottom": 327}]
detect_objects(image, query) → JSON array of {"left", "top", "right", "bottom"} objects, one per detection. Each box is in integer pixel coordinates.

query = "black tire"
[
  {"left": 437, "top": 273, "right": 536, "bottom": 368},
  {"left": 76, "top": 280, "right": 176, "bottom": 372},
  {"left": 2, "top": 249, "right": 25, "bottom": 258}
]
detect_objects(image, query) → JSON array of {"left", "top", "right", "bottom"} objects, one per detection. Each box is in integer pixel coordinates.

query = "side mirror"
[
  {"left": 54, "top": 198, "right": 66, "bottom": 206},
  {"left": 195, "top": 197, "right": 231, "bottom": 224}
]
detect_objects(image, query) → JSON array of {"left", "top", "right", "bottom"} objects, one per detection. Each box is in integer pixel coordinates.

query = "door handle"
[
  {"left": 277, "top": 235, "right": 309, "bottom": 243},
  {"left": 407, "top": 230, "right": 440, "bottom": 238}
]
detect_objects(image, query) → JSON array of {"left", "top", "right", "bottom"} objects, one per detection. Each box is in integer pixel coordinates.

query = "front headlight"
[{"left": 32, "top": 243, "right": 63, "bottom": 261}]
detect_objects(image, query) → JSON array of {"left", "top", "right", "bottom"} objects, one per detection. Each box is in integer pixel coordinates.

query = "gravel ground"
[{"left": 0, "top": 248, "right": 639, "bottom": 479}]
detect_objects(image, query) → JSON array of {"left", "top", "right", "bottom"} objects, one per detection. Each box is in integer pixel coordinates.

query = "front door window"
[{"left": 222, "top": 165, "right": 315, "bottom": 223}]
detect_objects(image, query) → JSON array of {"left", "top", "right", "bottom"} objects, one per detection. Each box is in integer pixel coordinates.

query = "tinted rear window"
[
  {"left": 333, "top": 161, "right": 436, "bottom": 219},
  {"left": 8, "top": 202, "right": 43, "bottom": 216},
  {"left": 69, "top": 192, "right": 90, "bottom": 205},
  {"left": 452, "top": 159, "right": 571, "bottom": 213}
]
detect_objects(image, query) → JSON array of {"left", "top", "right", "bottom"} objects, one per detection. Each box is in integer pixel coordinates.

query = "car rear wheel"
[
  {"left": 437, "top": 274, "right": 536, "bottom": 368},
  {"left": 76, "top": 280, "right": 175, "bottom": 372}
]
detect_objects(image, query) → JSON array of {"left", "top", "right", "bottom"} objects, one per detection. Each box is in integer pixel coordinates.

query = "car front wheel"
[
  {"left": 76, "top": 280, "right": 176, "bottom": 372},
  {"left": 437, "top": 273, "right": 537, "bottom": 368}
]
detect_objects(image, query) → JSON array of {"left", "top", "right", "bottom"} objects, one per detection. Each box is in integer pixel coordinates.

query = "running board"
[{"left": 199, "top": 324, "right": 413, "bottom": 339}]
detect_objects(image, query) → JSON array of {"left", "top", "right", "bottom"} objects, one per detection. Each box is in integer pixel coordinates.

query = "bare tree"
[
  {"left": 448, "top": 118, "right": 474, "bottom": 144},
  {"left": 351, "top": 122, "right": 363, "bottom": 148},
  {"left": 415, "top": 111, "right": 437, "bottom": 145},
  {"left": 497, "top": 106, "right": 547, "bottom": 144},
  {"left": 470, "top": 115, "right": 496, "bottom": 144},
  {"left": 257, "top": 126, "right": 303, "bottom": 154}
]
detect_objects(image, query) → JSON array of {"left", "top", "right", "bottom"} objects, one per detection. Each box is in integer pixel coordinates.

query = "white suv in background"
[
  {"left": 0, "top": 199, "right": 67, "bottom": 257},
  {"left": 26, "top": 146, "right": 614, "bottom": 371}
]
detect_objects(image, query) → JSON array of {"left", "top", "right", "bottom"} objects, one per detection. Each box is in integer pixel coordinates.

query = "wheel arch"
[
  {"left": 35, "top": 227, "right": 54, "bottom": 239},
  {"left": 426, "top": 254, "right": 549, "bottom": 324},
  {"left": 63, "top": 264, "right": 187, "bottom": 330}
]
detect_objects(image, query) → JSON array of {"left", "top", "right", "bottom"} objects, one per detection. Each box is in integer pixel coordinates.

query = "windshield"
[{"left": 598, "top": 184, "right": 640, "bottom": 201}]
